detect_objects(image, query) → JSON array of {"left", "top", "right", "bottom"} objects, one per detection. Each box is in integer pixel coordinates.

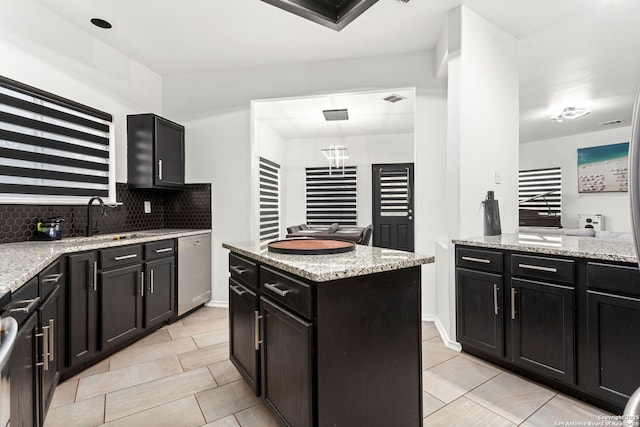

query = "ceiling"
[{"left": 30, "top": 0, "right": 640, "bottom": 142}]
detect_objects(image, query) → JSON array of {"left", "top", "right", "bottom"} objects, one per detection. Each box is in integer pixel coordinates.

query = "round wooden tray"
[{"left": 267, "top": 238, "right": 356, "bottom": 255}]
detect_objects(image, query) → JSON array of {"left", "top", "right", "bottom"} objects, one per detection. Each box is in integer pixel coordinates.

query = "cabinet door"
[
  {"left": 67, "top": 252, "right": 98, "bottom": 368},
  {"left": 144, "top": 257, "right": 175, "bottom": 328},
  {"left": 39, "top": 285, "right": 61, "bottom": 423},
  {"left": 9, "top": 314, "right": 39, "bottom": 427},
  {"left": 587, "top": 291, "right": 640, "bottom": 407},
  {"left": 511, "top": 278, "right": 575, "bottom": 384},
  {"left": 229, "top": 279, "right": 259, "bottom": 395},
  {"left": 456, "top": 268, "right": 504, "bottom": 358},
  {"left": 154, "top": 117, "right": 184, "bottom": 187},
  {"left": 261, "top": 297, "right": 313, "bottom": 427},
  {"left": 100, "top": 264, "right": 143, "bottom": 352}
]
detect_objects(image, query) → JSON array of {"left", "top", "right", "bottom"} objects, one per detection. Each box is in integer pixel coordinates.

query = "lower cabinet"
[
  {"left": 67, "top": 251, "right": 98, "bottom": 370},
  {"left": 229, "top": 278, "right": 259, "bottom": 394},
  {"left": 260, "top": 297, "right": 313, "bottom": 427},
  {"left": 144, "top": 257, "right": 175, "bottom": 328},
  {"left": 9, "top": 313, "right": 39, "bottom": 427},
  {"left": 39, "top": 285, "right": 62, "bottom": 424}
]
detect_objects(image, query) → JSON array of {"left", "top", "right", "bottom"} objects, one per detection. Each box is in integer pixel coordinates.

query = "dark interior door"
[{"left": 372, "top": 163, "right": 414, "bottom": 251}]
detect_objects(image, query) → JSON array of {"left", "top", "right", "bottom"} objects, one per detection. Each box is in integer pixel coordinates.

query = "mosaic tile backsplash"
[{"left": 0, "top": 183, "right": 211, "bottom": 244}]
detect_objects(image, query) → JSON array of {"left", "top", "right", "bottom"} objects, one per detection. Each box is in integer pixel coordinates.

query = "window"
[
  {"left": 259, "top": 157, "right": 280, "bottom": 241},
  {"left": 306, "top": 166, "right": 357, "bottom": 226},
  {"left": 0, "top": 76, "right": 113, "bottom": 203},
  {"left": 519, "top": 167, "right": 562, "bottom": 221}
]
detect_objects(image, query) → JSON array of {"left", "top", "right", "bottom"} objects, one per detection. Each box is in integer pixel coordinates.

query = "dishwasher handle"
[{"left": 0, "top": 317, "right": 19, "bottom": 369}]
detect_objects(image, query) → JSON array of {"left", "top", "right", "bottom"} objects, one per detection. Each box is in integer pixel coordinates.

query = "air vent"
[
  {"left": 599, "top": 120, "right": 624, "bottom": 126},
  {"left": 323, "top": 109, "right": 349, "bottom": 121},
  {"left": 383, "top": 94, "right": 406, "bottom": 103}
]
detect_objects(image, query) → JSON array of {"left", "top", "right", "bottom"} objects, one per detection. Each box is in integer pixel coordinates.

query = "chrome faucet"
[{"left": 86, "top": 196, "right": 107, "bottom": 237}]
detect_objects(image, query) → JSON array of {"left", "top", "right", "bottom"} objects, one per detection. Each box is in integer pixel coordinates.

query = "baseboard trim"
[
  {"left": 431, "top": 316, "right": 462, "bottom": 352},
  {"left": 206, "top": 300, "right": 229, "bottom": 308}
]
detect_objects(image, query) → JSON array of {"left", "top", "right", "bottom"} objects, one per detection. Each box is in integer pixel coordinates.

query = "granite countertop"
[
  {"left": 0, "top": 229, "right": 211, "bottom": 293},
  {"left": 222, "top": 241, "right": 434, "bottom": 282},
  {"left": 453, "top": 233, "right": 638, "bottom": 263}
]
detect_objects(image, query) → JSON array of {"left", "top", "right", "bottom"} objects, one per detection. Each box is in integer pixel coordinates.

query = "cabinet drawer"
[
  {"left": 145, "top": 239, "right": 175, "bottom": 261},
  {"left": 101, "top": 245, "right": 143, "bottom": 269},
  {"left": 9, "top": 276, "right": 39, "bottom": 325},
  {"left": 261, "top": 266, "right": 313, "bottom": 319},
  {"left": 229, "top": 253, "right": 258, "bottom": 290},
  {"left": 39, "top": 259, "right": 64, "bottom": 300},
  {"left": 456, "top": 247, "right": 503, "bottom": 273},
  {"left": 587, "top": 262, "right": 640, "bottom": 297},
  {"left": 511, "top": 254, "right": 575, "bottom": 285}
]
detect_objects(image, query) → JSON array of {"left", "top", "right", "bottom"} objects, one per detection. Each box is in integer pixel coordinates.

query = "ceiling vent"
[
  {"left": 260, "top": 0, "right": 379, "bottom": 31},
  {"left": 599, "top": 120, "right": 624, "bottom": 126},
  {"left": 323, "top": 109, "right": 349, "bottom": 121},
  {"left": 383, "top": 94, "right": 406, "bottom": 103}
]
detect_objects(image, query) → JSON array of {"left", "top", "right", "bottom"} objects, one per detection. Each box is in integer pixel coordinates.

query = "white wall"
[
  {"left": 0, "top": 0, "right": 162, "bottom": 185},
  {"left": 164, "top": 51, "right": 448, "bottom": 314},
  {"left": 284, "top": 133, "right": 414, "bottom": 229},
  {"left": 520, "top": 126, "right": 632, "bottom": 232}
]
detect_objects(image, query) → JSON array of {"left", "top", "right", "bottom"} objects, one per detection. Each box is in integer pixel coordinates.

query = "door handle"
[
  {"left": 36, "top": 325, "right": 49, "bottom": 371},
  {"left": 92, "top": 261, "right": 98, "bottom": 291},
  {"left": 150, "top": 269, "right": 155, "bottom": 294},
  {"left": 230, "top": 285, "right": 246, "bottom": 296},
  {"left": 9, "top": 297, "right": 40, "bottom": 314},
  {"left": 254, "top": 310, "right": 263, "bottom": 351},
  {"left": 114, "top": 254, "right": 138, "bottom": 261},
  {"left": 518, "top": 263, "right": 557, "bottom": 273},
  {"left": 264, "top": 282, "right": 292, "bottom": 297},
  {"left": 155, "top": 248, "right": 173, "bottom": 254},
  {"left": 158, "top": 159, "right": 163, "bottom": 180},
  {"left": 511, "top": 288, "right": 517, "bottom": 320},
  {"left": 230, "top": 265, "right": 247, "bottom": 275},
  {"left": 493, "top": 284, "right": 499, "bottom": 315},
  {"left": 41, "top": 273, "right": 63, "bottom": 283},
  {"left": 139, "top": 272, "right": 144, "bottom": 297},
  {"left": 48, "top": 318, "right": 55, "bottom": 362}
]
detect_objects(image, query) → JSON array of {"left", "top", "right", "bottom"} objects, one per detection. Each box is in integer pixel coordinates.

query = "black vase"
[{"left": 483, "top": 191, "right": 502, "bottom": 236}]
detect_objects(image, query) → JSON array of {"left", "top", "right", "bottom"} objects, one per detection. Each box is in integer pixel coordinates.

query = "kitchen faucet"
[{"left": 86, "top": 196, "right": 107, "bottom": 237}]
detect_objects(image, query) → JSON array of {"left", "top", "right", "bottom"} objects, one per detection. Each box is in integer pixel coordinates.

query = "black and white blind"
[
  {"left": 306, "top": 166, "right": 357, "bottom": 226},
  {"left": 378, "top": 167, "right": 411, "bottom": 217},
  {"left": 0, "top": 76, "right": 113, "bottom": 202},
  {"left": 259, "top": 157, "right": 280, "bottom": 241},
  {"left": 519, "top": 167, "right": 562, "bottom": 216}
]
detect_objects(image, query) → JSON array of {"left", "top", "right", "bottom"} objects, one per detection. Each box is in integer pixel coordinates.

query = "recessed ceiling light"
[
  {"left": 550, "top": 107, "right": 591, "bottom": 122},
  {"left": 91, "top": 18, "right": 112, "bottom": 29}
]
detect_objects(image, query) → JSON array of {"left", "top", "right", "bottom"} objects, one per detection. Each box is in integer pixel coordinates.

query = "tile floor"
[{"left": 44, "top": 307, "right": 611, "bottom": 426}]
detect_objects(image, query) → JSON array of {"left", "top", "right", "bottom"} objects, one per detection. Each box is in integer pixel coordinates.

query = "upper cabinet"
[{"left": 127, "top": 114, "right": 185, "bottom": 189}]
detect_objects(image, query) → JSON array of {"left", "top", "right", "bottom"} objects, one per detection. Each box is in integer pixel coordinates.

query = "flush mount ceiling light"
[
  {"left": 90, "top": 18, "right": 112, "bottom": 29},
  {"left": 323, "top": 109, "right": 349, "bottom": 121},
  {"left": 383, "top": 94, "right": 406, "bottom": 103},
  {"left": 260, "top": 0, "right": 379, "bottom": 31},
  {"left": 550, "top": 107, "right": 591, "bottom": 122}
]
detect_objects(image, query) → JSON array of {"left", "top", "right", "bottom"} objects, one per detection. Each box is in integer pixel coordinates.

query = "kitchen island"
[{"left": 222, "top": 241, "right": 434, "bottom": 427}]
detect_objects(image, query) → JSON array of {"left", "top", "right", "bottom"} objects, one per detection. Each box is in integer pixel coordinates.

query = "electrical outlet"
[
  {"left": 495, "top": 171, "right": 502, "bottom": 184},
  {"left": 144, "top": 201, "right": 151, "bottom": 214}
]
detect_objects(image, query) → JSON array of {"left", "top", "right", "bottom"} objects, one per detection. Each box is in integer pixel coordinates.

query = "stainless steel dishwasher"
[{"left": 177, "top": 233, "right": 212, "bottom": 316}]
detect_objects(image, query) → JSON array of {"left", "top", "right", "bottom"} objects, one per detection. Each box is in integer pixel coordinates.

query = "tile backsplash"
[{"left": 0, "top": 183, "right": 211, "bottom": 244}]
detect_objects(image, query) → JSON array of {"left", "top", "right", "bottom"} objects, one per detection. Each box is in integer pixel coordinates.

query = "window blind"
[
  {"left": 519, "top": 167, "right": 562, "bottom": 216},
  {"left": 0, "top": 76, "right": 113, "bottom": 202},
  {"left": 259, "top": 157, "right": 280, "bottom": 241},
  {"left": 306, "top": 166, "right": 357, "bottom": 226}
]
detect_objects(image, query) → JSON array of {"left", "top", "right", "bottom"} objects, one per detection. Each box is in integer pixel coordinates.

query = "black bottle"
[{"left": 483, "top": 191, "right": 502, "bottom": 236}]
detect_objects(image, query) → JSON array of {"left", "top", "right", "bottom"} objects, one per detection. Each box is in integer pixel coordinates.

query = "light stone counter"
[
  {"left": 222, "top": 241, "right": 434, "bottom": 282},
  {"left": 453, "top": 233, "right": 638, "bottom": 263},
  {"left": 0, "top": 229, "right": 211, "bottom": 293}
]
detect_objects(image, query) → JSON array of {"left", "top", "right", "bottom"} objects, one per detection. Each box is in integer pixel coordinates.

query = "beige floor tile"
[
  {"left": 70, "top": 358, "right": 110, "bottom": 381},
  {"left": 234, "top": 403, "right": 280, "bottom": 427},
  {"left": 104, "top": 367, "right": 216, "bottom": 422},
  {"left": 50, "top": 379, "right": 78, "bottom": 409},
  {"left": 193, "top": 326, "right": 230, "bottom": 348},
  {"left": 100, "top": 395, "right": 205, "bottom": 427},
  {"left": 109, "top": 336, "right": 197, "bottom": 371},
  {"left": 161, "top": 319, "right": 184, "bottom": 329},
  {"left": 422, "top": 321, "right": 440, "bottom": 341},
  {"left": 521, "top": 394, "right": 611, "bottom": 427},
  {"left": 77, "top": 355, "right": 184, "bottom": 401},
  {"left": 44, "top": 395, "right": 105, "bottom": 427},
  {"left": 124, "top": 328, "right": 172, "bottom": 350},
  {"left": 422, "top": 336, "right": 459, "bottom": 370},
  {"left": 168, "top": 320, "right": 230, "bottom": 340},
  {"left": 423, "top": 397, "right": 515, "bottom": 427},
  {"left": 423, "top": 355, "right": 501, "bottom": 403},
  {"left": 181, "top": 307, "right": 229, "bottom": 325},
  {"left": 196, "top": 380, "right": 260, "bottom": 423},
  {"left": 179, "top": 342, "right": 229, "bottom": 371},
  {"left": 459, "top": 351, "right": 504, "bottom": 372},
  {"left": 423, "top": 391, "right": 445, "bottom": 418},
  {"left": 202, "top": 415, "right": 241, "bottom": 427},
  {"left": 209, "top": 360, "right": 242, "bottom": 386},
  {"left": 466, "top": 371, "right": 556, "bottom": 424}
]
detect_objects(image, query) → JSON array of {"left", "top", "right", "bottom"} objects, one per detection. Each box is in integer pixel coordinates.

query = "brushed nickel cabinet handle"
[
  {"left": 518, "top": 263, "right": 557, "bottom": 273},
  {"left": 92, "top": 261, "right": 98, "bottom": 291},
  {"left": 230, "top": 285, "right": 246, "bottom": 296},
  {"left": 461, "top": 256, "right": 491, "bottom": 264},
  {"left": 511, "top": 288, "right": 517, "bottom": 320},
  {"left": 264, "top": 282, "right": 292, "bottom": 297},
  {"left": 155, "top": 248, "right": 173, "bottom": 253},
  {"left": 49, "top": 319, "right": 54, "bottom": 362},
  {"left": 114, "top": 254, "right": 138, "bottom": 261},
  {"left": 493, "top": 284, "right": 499, "bottom": 315},
  {"left": 150, "top": 269, "right": 155, "bottom": 294},
  {"left": 140, "top": 272, "right": 144, "bottom": 297},
  {"left": 41, "top": 325, "right": 50, "bottom": 371},
  {"left": 9, "top": 297, "right": 40, "bottom": 314},
  {"left": 230, "top": 265, "right": 247, "bottom": 275},
  {"left": 41, "top": 273, "right": 63, "bottom": 283},
  {"left": 158, "top": 159, "right": 163, "bottom": 180},
  {"left": 254, "top": 310, "right": 263, "bottom": 351}
]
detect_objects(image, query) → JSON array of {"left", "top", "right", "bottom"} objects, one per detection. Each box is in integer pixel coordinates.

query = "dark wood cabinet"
[
  {"left": 100, "top": 263, "right": 144, "bottom": 352},
  {"left": 456, "top": 268, "right": 504, "bottom": 358},
  {"left": 229, "top": 278, "right": 259, "bottom": 395},
  {"left": 67, "top": 251, "right": 98, "bottom": 368},
  {"left": 127, "top": 113, "right": 185, "bottom": 189},
  {"left": 9, "top": 312, "right": 39, "bottom": 427},
  {"left": 144, "top": 257, "right": 175, "bottom": 328},
  {"left": 511, "top": 278, "right": 575, "bottom": 384},
  {"left": 261, "top": 297, "right": 313, "bottom": 427},
  {"left": 39, "top": 285, "right": 61, "bottom": 424}
]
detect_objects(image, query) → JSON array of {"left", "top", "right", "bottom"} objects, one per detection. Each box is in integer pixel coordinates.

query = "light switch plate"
[
  {"left": 144, "top": 201, "right": 151, "bottom": 213},
  {"left": 494, "top": 171, "right": 501, "bottom": 184}
]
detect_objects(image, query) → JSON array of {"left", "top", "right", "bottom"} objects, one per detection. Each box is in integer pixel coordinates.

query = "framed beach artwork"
[{"left": 577, "top": 142, "right": 629, "bottom": 193}]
